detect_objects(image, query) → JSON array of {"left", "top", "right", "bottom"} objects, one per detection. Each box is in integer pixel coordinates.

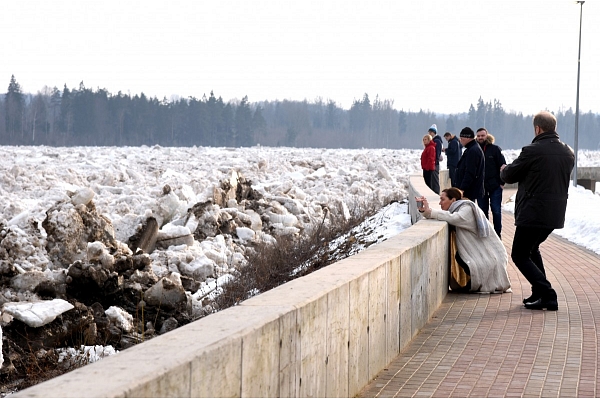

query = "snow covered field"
[
  {"left": 1, "top": 146, "right": 600, "bottom": 308},
  {"left": 0, "top": 146, "right": 419, "bottom": 331},
  {"left": 2, "top": 146, "right": 600, "bottom": 300}
]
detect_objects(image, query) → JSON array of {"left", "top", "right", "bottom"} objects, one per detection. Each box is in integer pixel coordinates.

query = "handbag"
[{"left": 448, "top": 230, "right": 470, "bottom": 291}]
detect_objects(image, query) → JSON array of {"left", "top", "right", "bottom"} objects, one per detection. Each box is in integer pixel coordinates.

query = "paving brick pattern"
[{"left": 359, "top": 193, "right": 600, "bottom": 398}]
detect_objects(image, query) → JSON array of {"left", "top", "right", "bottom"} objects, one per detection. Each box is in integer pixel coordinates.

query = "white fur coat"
[{"left": 429, "top": 203, "right": 511, "bottom": 293}]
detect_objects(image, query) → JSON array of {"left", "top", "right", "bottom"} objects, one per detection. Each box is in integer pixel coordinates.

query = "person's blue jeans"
[
  {"left": 477, "top": 186, "right": 503, "bottom": 237},
  {"left": 448, "top": 165, "right": 457, "bottom": 187}
]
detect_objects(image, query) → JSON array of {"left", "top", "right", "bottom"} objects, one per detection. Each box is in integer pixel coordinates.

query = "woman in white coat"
[{"left": 416, "top": 187, "right": 511, "bottom": 294}]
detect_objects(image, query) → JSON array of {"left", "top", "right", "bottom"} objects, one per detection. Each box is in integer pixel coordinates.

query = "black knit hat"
[{"left": 459, "top": 127, "right": 475, "bottom": 139}]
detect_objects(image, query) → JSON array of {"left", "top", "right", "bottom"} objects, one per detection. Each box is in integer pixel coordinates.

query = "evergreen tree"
[
  {"left": 252, "top": 105, "right": 267, "bottom": 140},
  {"left": 234, "top": 96, "right": 253, "bottom": 146},
  {"left": 398, "top": 110, "right": 407, "bottom": 134},
  {"left": 58, "top": 84, "right": 73, "bottom": 137},
  {"left": 5, "top": 75, "right": 25, "bottom": 139},
  {"left": 446, "top": 115, "right": 455, "bottom": 133},
  {"left": 49, "top": 87, "right": 61, "bottom": 139},
  {"left": 326, "top": 99, "right": 340, "bottom": 130},
  {"left": 220, "top": 102, "right": 235, "bottom": 147},
  {"left": 475, "top": 96, "right": 486, "bottom": 129},
  {"left": 467, "top": 103, "right": 477, "bottom": 128},
  {"left": 30, "top": 92, "right": 48, "bottom": 143}
]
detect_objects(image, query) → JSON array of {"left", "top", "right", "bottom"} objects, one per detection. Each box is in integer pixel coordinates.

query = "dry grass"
[{"left": 213, "top": 194, "right": 396, "bottom": 310}]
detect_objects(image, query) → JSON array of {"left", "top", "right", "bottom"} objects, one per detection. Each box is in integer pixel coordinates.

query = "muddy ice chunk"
[
  {"left": 190, "top": 261, "right": 215, "bottom": 282},
  {"left": 2, "top": 299, "right": 74, "bottom": 328},
  {"left": 376, "top": 164, "right": 394, "bottom": 182},
  {"left": 282, "top": 198, "right": 306, "bottom": 216},
  {"left": 105, "top": 306, "right": 134, "bottom": 333},
  {"left": 70, "top": 187, "right": 95, "bottom": 206},
  {"left": 0, "top": 224, "right": 51, "bottom": 272},
  {"left": 175, "top": 254, "right": 215, "bottom": 282},
  {"left": 143, "top": 273, "right": 187, "bottom": 309},
  {"left": 202, "top": 248, "right": 227, "bottom": 267},
  {"left": 288, "top": 186, "right": 307, "bottom": 201},
  {"left": 57, "top": 345, "right": 117, "bottom": 367},
  {"left": 244, "top": 209, "right": 262, "bottom": 231},
  {"left": 235, "top": 227, "right": 255, "bottom": 243},
  {"left": 87, "top": 241, "right": 115, "bottom": 268},
  {"left": 159, "top": 317, "right": 178, "bottom": 334},
  {"left": 129, "top": 269, "right": 159, "bottom": 286},
  {"left": 43, "top": 198, "right": 118, "bottom": 268},
  {"left": 155, "top": 224, "right": 194, "bottom": 250},
  {"left": 154, "top": 191, "right": 186, "bottom": 228},
  {"left": 112, "top": 213, "right": 147, "bottom": 243},
  {"left": 87, "top": 241, "right": 106, "bottom": 261},
  {"left": 10, "top": 270, "right": 47, "bottom": 292},
  {"left": 126, "top": 216, "right": 158, "bottom": 254}
]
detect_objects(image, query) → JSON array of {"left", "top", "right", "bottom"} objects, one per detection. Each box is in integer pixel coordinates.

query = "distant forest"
[{"left": 2, "top": 75, "right": 599, "bottom": 150}]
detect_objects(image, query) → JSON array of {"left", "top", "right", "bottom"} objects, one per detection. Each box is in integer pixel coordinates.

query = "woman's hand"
[{"left": 415, "top": 196, "right": 430, "bottom": 213}]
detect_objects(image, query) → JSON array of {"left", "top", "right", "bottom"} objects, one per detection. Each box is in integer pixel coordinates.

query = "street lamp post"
[{"left": 573, "top": 0, "right": 584, "bottom": 187}]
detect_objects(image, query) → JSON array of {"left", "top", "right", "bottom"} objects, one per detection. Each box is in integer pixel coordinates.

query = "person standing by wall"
[
  {"left": 421, "top": 134, "right": 437, "bottom": 193},
  {"left": 476, "top": 128, "right": 507, "bottom": 238},
  {"left": 428, "top": 124, "right": 443, "bottom": 194},
  {"left": 500, "top": 111, "right": 574, "bottom": 311},
  {"left": 443, "top": 131, "right": 462, "bottom": 187},
  {"left": 454, "top": 127, "right": 484, "bottom": 203}
]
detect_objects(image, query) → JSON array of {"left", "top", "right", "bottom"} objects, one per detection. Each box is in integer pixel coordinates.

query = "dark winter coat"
[
  {"left": 479, "top": 134, "right": 506, "bottom": 192},
  {"left": 432, "top": 134, "right": 443, "bottom": 166},
  {"left": 455, "top": 139, "right": 485, "bottom": 201},
  {"left": 445, "top": 136, "right": 462, "bottom": 168},
  {"left": 500, "top": 131, "right": 574, "bottom": 229},
  {"left": 421, "top": 140, "right": 436, "bottom": 171}
]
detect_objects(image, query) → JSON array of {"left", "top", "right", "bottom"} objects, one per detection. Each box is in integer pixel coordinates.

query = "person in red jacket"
[{"left": 421, "top": 134, "right": 437, "bottom": 193}]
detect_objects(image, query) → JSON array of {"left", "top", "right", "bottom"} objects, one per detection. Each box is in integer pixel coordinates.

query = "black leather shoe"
[
  {"left": 523, "top": 294, "right": 541, "bottom": 304},
  {"left": 524, "top": 298, "right": 558, "bottom": 311}
]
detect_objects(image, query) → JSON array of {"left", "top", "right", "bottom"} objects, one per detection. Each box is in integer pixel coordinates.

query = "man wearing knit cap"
[
  {"left": 428, "top": 124, "right": 443, "bottom": 194},
  {"left": 454, "top": 127, "right": 484, "bottom": 202}
]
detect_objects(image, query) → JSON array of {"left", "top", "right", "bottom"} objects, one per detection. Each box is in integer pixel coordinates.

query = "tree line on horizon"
[{"left": 2, "top": 75, "right": 599, "bottom": 151}]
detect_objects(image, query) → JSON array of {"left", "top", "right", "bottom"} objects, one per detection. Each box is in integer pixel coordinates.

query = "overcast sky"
[{"left": 2, "top": 0, "right": 599, "bottom": 115}]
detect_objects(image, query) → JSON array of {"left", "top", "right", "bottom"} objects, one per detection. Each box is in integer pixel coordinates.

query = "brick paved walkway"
[{"left": 359, "top": 192, "right": 600, "bottom": 398}]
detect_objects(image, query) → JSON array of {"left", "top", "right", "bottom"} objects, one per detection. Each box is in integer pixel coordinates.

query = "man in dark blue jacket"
[
  {"left": 500, "top": 111, "right": 574, "bottom": 311},
  {"left": 443, "top": 131, "right": 463, "bottom": 187},
  {"left": 476, "top": 128, "right": 507, "bottom": 238},
  {"left": 428, "top": 124, "right": 443, "bottom": 194},
  {"left": 455, "top": 127, "right": 484, "bottom": 203}
]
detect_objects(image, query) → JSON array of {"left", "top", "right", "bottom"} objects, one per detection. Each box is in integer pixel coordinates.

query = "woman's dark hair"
[{"left": 442, "top": 187, "right": 463, "bottom": 201}]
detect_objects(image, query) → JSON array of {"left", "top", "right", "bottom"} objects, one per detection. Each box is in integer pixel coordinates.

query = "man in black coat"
[
  {"left": 500, "top": 111, "right": 574, "bottom": 311},
  {"left": 443, "top": 131, "right": 462, "bottom": 187},
  {"left": 454, "top": 127, "right": 484, "bottom": 203},
  {"left": 476, "top": 128, "right": 507, "bottom": 238}
]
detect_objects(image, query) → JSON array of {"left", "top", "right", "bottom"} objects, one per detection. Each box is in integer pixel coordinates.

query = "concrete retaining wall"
[{"left": 14, "top": 175, "right": 448, "bottom": 398}]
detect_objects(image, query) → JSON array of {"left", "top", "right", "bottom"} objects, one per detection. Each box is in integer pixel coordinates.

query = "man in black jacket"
[
  {"left": 476, "top": 128, "right": 507, "bottom": 238},
  {"left": 500, "top": 111, "right": 574, "bottom": 311},
  {"left": 455, "top": 127, "right": 484, "bottom": 203},
  {"left": 443, "top": 131, "right": 463, "bottom": 187}
]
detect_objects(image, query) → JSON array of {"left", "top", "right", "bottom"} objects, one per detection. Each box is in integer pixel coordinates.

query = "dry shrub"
[{"left": 213, "top": 194, "right": 396, "bottom": 311}]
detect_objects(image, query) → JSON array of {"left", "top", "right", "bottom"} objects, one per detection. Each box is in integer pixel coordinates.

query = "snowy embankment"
[{"left": 0, "top": 145, "right": 417, "bottom": 381}]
